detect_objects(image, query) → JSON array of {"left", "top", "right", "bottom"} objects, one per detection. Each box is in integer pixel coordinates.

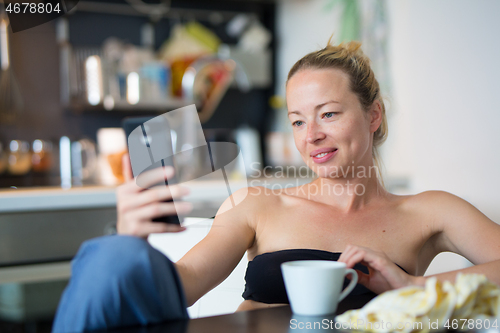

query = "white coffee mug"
[{"left": 281, "top": 260, "right": 358, "bottom": 316}]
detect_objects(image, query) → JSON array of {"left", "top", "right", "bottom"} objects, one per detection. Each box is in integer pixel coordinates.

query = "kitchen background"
[
  {"left": 1, "top": 0, "right": 500, "bottom": 331},
  {"left": 0, "top": 0, "right": 276, "bottom": 188}
]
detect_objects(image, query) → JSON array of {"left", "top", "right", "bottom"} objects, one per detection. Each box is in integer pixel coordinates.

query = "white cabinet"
[
  {"left": 147, "top": 218, "right": 248, "bottom": 318},
  {"left": 424, "top": 252, "right": 473, "bottom": 276}
]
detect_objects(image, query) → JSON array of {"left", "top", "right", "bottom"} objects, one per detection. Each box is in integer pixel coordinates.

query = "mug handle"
[{"left": 338, "top": 268, "right": 358, "bottom": 302}]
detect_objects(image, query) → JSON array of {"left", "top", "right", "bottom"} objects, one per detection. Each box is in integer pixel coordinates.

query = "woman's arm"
[
  {"left": 175, "top": 187, "right": 258, "bottom": 306},
  {"left": 339, "top": 191, "right": 500, "bottom": 292},
  {"left": 117, "top": 155, "right": 259, "bottom": 306},
  {"left": 416, "top": 191, "right": 500, "bottom": 285}
]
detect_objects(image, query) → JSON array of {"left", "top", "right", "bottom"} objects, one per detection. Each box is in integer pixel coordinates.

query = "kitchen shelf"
[
  {"left": 75, "top": 1, "right": 244, "bottom": 22},
  {"left": 68, "top": 98, "right": 195, "bottom": 113},
  {"left": 109, "top": 98, "right": 194, "bottom": 111},
  {"left": 54, "top": 0, "right": 276, "bottom": 149}
]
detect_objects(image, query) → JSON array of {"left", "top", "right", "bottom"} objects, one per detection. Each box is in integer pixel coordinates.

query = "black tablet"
[{"left": 122, "top": 116, "right": 182, "bottom": 225}]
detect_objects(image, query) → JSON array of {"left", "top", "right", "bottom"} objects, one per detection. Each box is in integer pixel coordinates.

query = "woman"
[{"left": 52, "top": 41, "right": 500, "bottom": 332}]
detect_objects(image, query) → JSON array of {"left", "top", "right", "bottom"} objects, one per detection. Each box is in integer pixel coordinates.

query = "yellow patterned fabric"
[{"left": 336, "top": 274, "right": 500, "bottom": 332}]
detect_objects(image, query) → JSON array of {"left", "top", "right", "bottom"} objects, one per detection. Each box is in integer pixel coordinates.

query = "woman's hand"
[
  {"left": 338, "top": 244, "right": 425, "bottom": 294},
  {"left": 116, "top": 154, "right": 192, "bottom": 239}
]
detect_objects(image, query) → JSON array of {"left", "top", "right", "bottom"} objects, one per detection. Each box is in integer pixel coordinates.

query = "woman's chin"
[
  {"left": 310, "top": 164, "right": 338, "bottom": 178},
  {"left": 318, "top": 173, "right": 342, "bottom": 180}
]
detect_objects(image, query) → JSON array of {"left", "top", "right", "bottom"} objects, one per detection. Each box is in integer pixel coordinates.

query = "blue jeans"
[{"left": 52, "top": 235, "right": 189, "bottom": 332}]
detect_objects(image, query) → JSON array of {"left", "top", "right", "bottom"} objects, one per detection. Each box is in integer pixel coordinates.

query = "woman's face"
[{"left": 286, "top": 68, "right": 379, "bottom": 179}]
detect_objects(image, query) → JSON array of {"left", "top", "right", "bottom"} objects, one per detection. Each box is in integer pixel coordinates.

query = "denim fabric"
[{"left": 52, "top": 235, "right": 189, "bottom": 332}]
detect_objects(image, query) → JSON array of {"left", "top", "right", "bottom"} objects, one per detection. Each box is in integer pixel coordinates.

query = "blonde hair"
[{"left": 287, "top": 40, "right": 388, "bottom": 175}]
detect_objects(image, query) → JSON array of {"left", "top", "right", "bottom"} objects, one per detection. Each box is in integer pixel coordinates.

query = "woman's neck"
[{"left": 309, "top": 168, "right": 387, "bottom": 212}]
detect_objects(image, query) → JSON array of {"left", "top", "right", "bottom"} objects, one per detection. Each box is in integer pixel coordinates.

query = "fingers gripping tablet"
[
  {"left": 123, "top": 115, "right": 181, "bottom": 225},
  {"left": 123, "top": 105, "right": 250, "bottom": 224}
]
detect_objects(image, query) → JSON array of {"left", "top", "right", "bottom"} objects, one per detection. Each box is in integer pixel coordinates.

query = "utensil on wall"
[
  {"left": 72, "top": 47, "right": 103, "bottom": 105},
  {"left": 84, "top": 55, "right": 104, "bottom": 106},
  {"left": 0, "top": 13, "right": 23, "bottom": 123}
]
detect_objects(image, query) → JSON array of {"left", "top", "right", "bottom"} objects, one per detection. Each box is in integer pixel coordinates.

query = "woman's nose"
[{"left": 306, "top": 122, "right": 326, "bottom": 144}]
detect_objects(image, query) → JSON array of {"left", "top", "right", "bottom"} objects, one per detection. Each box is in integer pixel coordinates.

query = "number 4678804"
[
  {"left": 444, "top": 318, "right": 498, "bottom": 330},
  {"left": 5, "top": 2, "right": 61, "bottom": 14}
]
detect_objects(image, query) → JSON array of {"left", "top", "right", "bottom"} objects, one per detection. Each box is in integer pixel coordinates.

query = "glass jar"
[
  {"left": 8, "top": 140, "right": 31, "bottom": 175},
  {"left": 31, "top": 139, "right": 53, "bottom": 173}
]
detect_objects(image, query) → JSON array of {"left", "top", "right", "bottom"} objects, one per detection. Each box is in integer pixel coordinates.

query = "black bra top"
[{"left": 242, "top": 249, "right": 409, "bottom": 305}]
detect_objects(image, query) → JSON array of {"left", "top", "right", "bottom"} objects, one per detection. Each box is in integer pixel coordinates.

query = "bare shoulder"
[
  {"left": 408, "top": 190, "right": 465, "bottom": 204},
  {"left": 401, "top": 190, "right": 477, "bottom": 217},
  {"left": 407, "top": 190, "right": 496, "bottom": 225},
  {"left": 401, "top": 190, "right": 500, "bottom": 261},
  {"left": 390, "top": 190, "right": 481, "bottom": 234},
  {"left": 214, "top": 186, "right": 281, "bottom": 224},
  {"left": 233, "top": 186, "right": 282, "bottom": 206}
]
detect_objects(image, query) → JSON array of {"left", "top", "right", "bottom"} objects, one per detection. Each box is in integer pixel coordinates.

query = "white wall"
[
  {"left": 276, "top": 0, "right": 342, "bottom": 96},
  {"left": 385, "top": 0, "right": 500, "bottom": 224},
  {"left": 385, "top": 0, "right": 500, "bottom": 273},
  {"left": 277, "top": 0, "right": 500, "bottom": 273}
]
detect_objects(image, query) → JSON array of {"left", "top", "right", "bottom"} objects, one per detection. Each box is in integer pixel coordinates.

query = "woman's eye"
[
  {"left": 292, "top": 120, "right": 304, "bottom": 127},
  {"left": 323, "top": 112, "right": 337, "bottom": 119}
]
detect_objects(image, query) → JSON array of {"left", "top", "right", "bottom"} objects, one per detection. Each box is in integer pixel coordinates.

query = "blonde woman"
[{"left": 52, "top": 41, "right": 500, "bottom": 332}]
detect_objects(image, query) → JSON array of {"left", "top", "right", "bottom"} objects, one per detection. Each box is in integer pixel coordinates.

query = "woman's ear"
[{"left": 369, "top": 100, "right": 383, "bottom": 133}]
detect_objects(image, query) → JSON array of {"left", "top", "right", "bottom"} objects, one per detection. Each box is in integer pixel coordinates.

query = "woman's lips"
[{"left": 311, "top": 149, "right": 338, "bottom": 163}]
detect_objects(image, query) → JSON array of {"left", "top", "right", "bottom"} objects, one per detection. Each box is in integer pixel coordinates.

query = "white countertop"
[
  {"left": 0, "top": 176, "right": 410, "bottom": 213},
  {"left": 0, "top": 185, "right": 117, "bottom": 213},
  {"left": 0, "top": 177, "right": 315, "bottom": 213}
]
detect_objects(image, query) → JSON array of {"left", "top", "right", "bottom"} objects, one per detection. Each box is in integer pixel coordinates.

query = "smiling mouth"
[{"left": 313, "top": 149, "right": 337, "bottom": 158}]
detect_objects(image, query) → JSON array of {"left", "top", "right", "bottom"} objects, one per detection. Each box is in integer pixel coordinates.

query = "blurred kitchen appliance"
[
  {"left": 71, "top": 138, "right": 98, "bottom": 185},
  {"left": 60, "top": 136, "right": 98, "bottom": 188}
]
